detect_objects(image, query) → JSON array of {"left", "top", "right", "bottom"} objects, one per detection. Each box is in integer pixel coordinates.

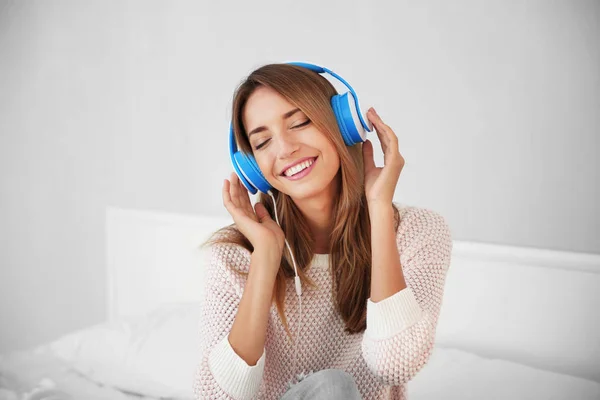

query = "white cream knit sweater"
[{"left": 193, "top": 205, "right": 453, "bottom": 399}]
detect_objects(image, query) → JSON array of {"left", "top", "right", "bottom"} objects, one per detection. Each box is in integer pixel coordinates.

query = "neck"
[
  {"left": 298, "top": 200, "right": 333, "bottom": 254},
  {"left": 292, "top": 174, "right": 339, "bottom": 254}
]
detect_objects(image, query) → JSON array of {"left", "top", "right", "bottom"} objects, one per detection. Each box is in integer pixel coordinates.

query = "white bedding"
[
  {"left": 0, "top": 345, "right": 158, "bottom": 400},
  {"left": 2, "top": 340, "right": 600, "bottom": 400},
  {"left": 0, "top": 302, "right": 200, "bottom": 400},
  {"left": 407, "top": 346, "right": 600, "bottom": 400}
]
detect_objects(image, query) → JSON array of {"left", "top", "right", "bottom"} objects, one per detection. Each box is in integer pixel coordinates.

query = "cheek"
[
  {"left": 331, "top": 153, "right": 341, "bottom": 174},
  {"left": 255, "top": 155, "right": 275, "bottom": 178},
  {"left": 324, "top": 142, "right": 341, "bottom": 167}
]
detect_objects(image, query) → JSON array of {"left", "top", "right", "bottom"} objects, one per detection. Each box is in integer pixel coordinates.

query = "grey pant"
[{"left": 280, "top": 369, "right": 363, "bottom": 400}]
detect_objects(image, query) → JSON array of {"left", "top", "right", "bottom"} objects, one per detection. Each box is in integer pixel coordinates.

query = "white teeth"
[{"left": 284, "top": 158, "right": 315, "bottom": 177}]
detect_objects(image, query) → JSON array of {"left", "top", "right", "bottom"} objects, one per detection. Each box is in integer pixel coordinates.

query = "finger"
[
  {"left": 254, "top": 202, "right": 272, "bottom": 223},
  {"left": 369, "top": 108, "right": 397, "bottom": 149},
  {"left": 367, "top": 110, "right": 388, "bottom": 153},
  {"left": 222, "top": 179, "right": 235, "bottom": 213},
  {"left": 362, "top": 139, "right": 376, "bottom": 173},
  {"left": 231, "top": 173, "right": 258, "bottom": 222},
  {"left": 229, "top": 172, "right": 242, "bottom": 208},
  {"left": 237, "top": 175, "right": 255, "bottom": 216},
  {"left": 369, "top": 109, "right": 400, "bottom": 158},
  {"left": 369, "top": 108, "right": 393, "bottom": 133}
]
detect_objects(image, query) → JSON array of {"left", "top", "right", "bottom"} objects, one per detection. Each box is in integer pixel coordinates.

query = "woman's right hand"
[{"left": 222, "top": 172, "right": 285, "bottom": 259}]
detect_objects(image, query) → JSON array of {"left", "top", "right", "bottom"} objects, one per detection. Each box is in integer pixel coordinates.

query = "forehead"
[{"left": 243, "top": 86, "right": 297, "bottom": 130}]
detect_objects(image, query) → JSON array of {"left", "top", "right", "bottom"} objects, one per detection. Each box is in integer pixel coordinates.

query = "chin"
[{"left": 285, "top": 177, "right": 338, "bottom": 201}]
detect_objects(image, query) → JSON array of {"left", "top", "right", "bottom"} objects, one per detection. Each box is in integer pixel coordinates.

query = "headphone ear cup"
[
  {"left": 232, "top": 151, "right": 257, "bottom": 194},
  {"left": 233, "top": 151, "right": 272, "bottom": 194},
  {"left": 331, "top": 93, "right": 367, "bottom": 146}
]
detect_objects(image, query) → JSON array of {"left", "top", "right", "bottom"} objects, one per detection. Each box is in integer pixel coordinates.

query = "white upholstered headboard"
[
  {"left": 105, "top": 206, "right": 600, "bottom": 382},
  {"left": 105, "top": 206, "right": 232, "bottom": 321}
]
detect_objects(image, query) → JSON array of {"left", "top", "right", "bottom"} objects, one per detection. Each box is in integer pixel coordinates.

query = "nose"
[{"left": 275, "top": 132, "right": 300, "bottom": 160}]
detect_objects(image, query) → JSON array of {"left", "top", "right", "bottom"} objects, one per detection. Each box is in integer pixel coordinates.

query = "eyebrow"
[{"left": 247, "top": 108, "right": 301, "bottom": 138}]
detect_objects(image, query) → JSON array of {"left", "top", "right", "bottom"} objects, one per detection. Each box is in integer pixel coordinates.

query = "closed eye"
[
  {"left": 293, "top": 120, "right": 310, "bottom": 129},
  {"left": 254, "top": 120, "right": 311, "bottom": 150}
]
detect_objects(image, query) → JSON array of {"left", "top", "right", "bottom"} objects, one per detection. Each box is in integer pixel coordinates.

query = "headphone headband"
[{"left": 286, "top": 62, "right": 370, "bottom": 133}]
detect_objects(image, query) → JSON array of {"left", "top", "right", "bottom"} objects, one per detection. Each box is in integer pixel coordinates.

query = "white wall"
[{"left": 0, "top": 0, "right": 598, "bottom": 353}]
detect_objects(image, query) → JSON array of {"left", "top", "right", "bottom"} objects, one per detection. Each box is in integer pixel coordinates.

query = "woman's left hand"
[{"left": 362, "top": 107, "right": 405, "bottom": 207}]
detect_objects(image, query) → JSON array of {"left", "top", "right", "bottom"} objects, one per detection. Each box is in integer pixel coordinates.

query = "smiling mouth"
[
  {"left": 280, "top": 157, "right": 317, "bottom": 177},
  {"left": 280, "top": 156, "right": 318, "bottom": 181}
]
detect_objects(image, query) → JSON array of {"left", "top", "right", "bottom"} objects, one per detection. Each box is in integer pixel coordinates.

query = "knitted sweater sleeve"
[
  {"left": 193, "top": 243, "right": 266, "bottom": 400},
  {"left": 361, "top": 207, "right": 453, "bottom": 386}
]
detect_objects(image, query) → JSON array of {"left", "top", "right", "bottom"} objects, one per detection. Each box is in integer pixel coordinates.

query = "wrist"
[
  {"left": 250, "top": 246, "right": 282, "bottom": 281},
  {"left": 368, "top": 200, "right": 394, "bottom": 216},
  {"left": 252, "top": 245, "right": 282, "bottom": 262}
]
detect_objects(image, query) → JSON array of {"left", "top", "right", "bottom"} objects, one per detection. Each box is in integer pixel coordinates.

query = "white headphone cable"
[{"left": 267, "top": 190, "right": 303, "bottom": 384}]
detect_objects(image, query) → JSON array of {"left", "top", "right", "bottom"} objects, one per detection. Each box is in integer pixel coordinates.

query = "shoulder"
[
  {"left": 200, "top": 242, "right": 253, "bottom": 298},
  {"left": 394, "top": 203, "right": 450, "bottom": 234},
  {"left": 206, "top": 241, "right": 252, "bottom": 278},
  {"left": 393, "top": 203, "right": 453, "bottom": 258}
]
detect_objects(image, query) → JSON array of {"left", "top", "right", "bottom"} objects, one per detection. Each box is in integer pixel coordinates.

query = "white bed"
[{"left": 1, "top": 205, "right": 599, "bottom": 400}]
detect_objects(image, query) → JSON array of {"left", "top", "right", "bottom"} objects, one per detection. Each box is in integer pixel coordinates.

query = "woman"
[{"left": 193, "top": 63, "right": 453, "bottom": 400}]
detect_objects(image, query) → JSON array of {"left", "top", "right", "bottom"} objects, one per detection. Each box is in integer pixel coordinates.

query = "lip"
[
  {"left": 282, "top": 157, "right": 317, "bottom": 180},
  {"left": 280, "top": 156, "right": 317, "bottom": 176}
]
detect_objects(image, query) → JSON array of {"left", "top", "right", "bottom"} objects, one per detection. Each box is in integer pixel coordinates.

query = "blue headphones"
[{"left": 229, "top": 62, "right": 372, "bottom": 195}]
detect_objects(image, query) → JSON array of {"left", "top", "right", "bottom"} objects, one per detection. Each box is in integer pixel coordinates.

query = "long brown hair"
[{"left": 202, "top": 63, "right": 399, "bottom": 338}]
